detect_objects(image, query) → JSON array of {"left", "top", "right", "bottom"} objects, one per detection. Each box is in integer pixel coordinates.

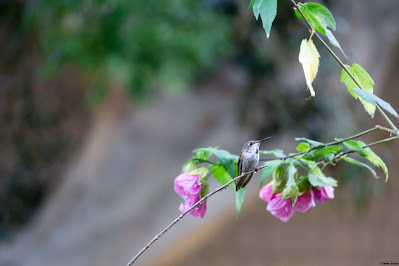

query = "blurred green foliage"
[{"left": 27, "top": 0, "right": 233, "bottom": 102}]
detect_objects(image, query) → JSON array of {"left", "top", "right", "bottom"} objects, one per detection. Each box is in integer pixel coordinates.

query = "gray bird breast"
[{"left": 243, "top": 152, "right": 259, "bottom": 171}]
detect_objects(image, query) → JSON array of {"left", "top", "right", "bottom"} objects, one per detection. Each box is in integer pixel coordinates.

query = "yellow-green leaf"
[
  {"left": 299, "top": 39, "right": 320, "bottom": 97},
  {"left": 341, "top": 64, "right": 376, "bottom": 117}
]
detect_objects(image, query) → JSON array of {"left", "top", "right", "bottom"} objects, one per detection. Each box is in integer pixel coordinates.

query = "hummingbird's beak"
[{"left": 257, "top": 136, "right": 274, "bottom": 143}]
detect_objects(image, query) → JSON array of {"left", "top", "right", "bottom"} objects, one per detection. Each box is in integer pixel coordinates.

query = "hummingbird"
[{"left": 236, "top": 136, "right": 274, "bottom": 191}]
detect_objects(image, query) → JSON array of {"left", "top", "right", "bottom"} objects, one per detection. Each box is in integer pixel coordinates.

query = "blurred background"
[{"left": 0, "top": 0, "right": 398, "bottom": 265}]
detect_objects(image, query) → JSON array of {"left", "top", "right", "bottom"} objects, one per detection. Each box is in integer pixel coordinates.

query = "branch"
[
  {"left": 364, "top": 135, "right": 399, "bottom": 148},
  {"left": 261, "top": 125, "right": 396, "bottom": 162},
  {"left": 126, "top": 164, "right": 268, "bottom": 265},
  {"left": 128, "top": 124, "right": 397, "bottom": 265},
  {"left": 290, "top": 0, "right": 398, "bottom": 132}
]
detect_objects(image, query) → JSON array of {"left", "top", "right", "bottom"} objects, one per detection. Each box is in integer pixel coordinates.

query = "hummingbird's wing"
[
  {"left": 238, "top": 173, "right": 253, "bottom": 189},
  {"left": 237, "top": 155, "right": 243, "bottom": 176},
  {"left": 236, "top": 154, "right": 253, "bottom": 191}
]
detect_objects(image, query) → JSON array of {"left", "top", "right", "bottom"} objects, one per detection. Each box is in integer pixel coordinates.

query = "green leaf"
[
  {"left": 194, "top": 147, "right": 239, "bottom": 179},
  {"left": 295, "top": 2, "right": 336, "bottom": 36},
  {"left": 351, "top": 88, "right": 399, "bottom": 119},
  {"left": 235, "top": 187, "right": 246, "bottom": 219},
  {"left": 308, "top": 174, "right": 338, "bottom": 187},
  {"left": 286, "top": 163, "right": 297, "bottom": 188},
  {"left": 260, "top": 160, "right": 282, "bottom": 187},
  {"left": 211, "top": 165, "right": 235, "bottom": 190},
  {"left": 259, "top": 149, "right": 286, "bottom": 158},
  {"left": 341, "top": 64, "right": 376, "bottom": 117},
  {"left": 303, "top": 145, "right": 344, "bottom": 161},
  {"left": 249, "top": 0, "right": 256, "bottom": 10},
  {"left": 252, "top": 0, "right": 278, "bottom": 38},
  {"left": 299, "top": 38, "right": 320, "bottom": 97},
  {"left": 325, "top": 28, "right": 347, "bottom": 58},
  {"left": 296, "top": 142, "right": 311, "bottom": 152},
  {"left": 342, "top": 140, "right": 367, "bottom": 156},
  {"left": 342, "top": 156, "right": 378, "bottom": 179},
  {"left": 295, "top": 137, "right": 324, "bottom": 147},
  {"left": 343, "top": 140, "right": 388, "bottom": 181},
  {"left": 362, "top": 150, "right": 388, "bottom": 181},
  {"left": 308, "top": 164, "right": 325, "bottom": 176},
  {"left": 293, "top": 159, "right": 311, "bottom": 171}
]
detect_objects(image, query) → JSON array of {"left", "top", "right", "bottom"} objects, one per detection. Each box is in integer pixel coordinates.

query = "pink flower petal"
[
  {"left": 259, "top": 184, "right": 274, "bottom": 202},
  {"left": 313, "top": 186, "right": 334, "bottom": 203},
  {"left": 174, "top": 173, "right": 207, "bottom": 218},
  {"left": 294, "top": 190, "right": 315, "bottom": 213},
  {"left": 266, "top": 194, "right": 294, "bottom": 222},
  {"left": 178, "top": 197, "right": 207, "bottom": 219},
  {"left": 174, "top": 173, "right": 201, "bottom": 198}
]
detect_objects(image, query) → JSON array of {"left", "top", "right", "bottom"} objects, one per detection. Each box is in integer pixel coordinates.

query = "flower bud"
[
  {"left": 272, "top": 166, "right": 286, "bottom": 193},
  {"left": 297, "top": 176, "right": 312, "bottom": 194},
  {"left": 282, "top": 185, "right": 299, "bottom": 206},
  {"left": 189, "top": 167, "right": 209, "bottom": 185},
  {"left": 182, "top": 159, "right": 197, "bottom": 173}
]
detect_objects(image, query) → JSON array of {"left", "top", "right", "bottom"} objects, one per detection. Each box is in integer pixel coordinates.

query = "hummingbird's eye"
[{"left": 249, "top": 142, "right": 253, "bottom": 145}]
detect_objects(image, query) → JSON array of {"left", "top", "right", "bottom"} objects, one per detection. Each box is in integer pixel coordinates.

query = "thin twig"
[
  {"left": 290, "top": 0, "right": 398, "bottom": 132},
  {"left": 126, "top": 164, "right": 268, "bottom": 265},
  {"left": 364, "top": 136, "right": 399, "bottom": 148}
]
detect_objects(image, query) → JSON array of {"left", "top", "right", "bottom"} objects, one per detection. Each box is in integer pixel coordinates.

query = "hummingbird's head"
[
  {"left": 242, "top": 136, "right": 274, "bottom": 154},
  {"left": 242, "top": 141, "right": 261, "bottom": 154}
]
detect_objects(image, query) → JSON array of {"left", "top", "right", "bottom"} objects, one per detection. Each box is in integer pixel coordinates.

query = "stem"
[
  {"left": 193, "top": 157, "right": 221, "bottom": 165},
  {"left": 126, "top": 164, "right": 268, "bottom": 265},
  {"left": 290, "top": 0, "right": 398, "bottom": 132},
  {"left": 324, "top": 125, "right": 396, "bottom": 145},
  {"left": 376, "top": 105, "right": 398, "bottom": 132}
]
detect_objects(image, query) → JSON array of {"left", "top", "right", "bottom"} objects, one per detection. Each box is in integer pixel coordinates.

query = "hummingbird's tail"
[{"left": 235, "top": 173, "right": 253, "bottom": 191}]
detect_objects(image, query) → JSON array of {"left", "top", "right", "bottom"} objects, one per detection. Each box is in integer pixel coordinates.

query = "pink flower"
[
  {"left": 313, "top": 186, "right": 334, "bottom": 203},
  {"left": 260, "top": 185, "right": 293, "bottom": 222},
  {"left": 174, "top": 173, "right": 207, "bottom": 218},
  {"left": 294, "top": 190, "right": 315, "bottom": 212},
  {"left": 179, "top": 199, "right": 207, "bottom": 218},
  {"left": 259, "top": 184, "right": 275, "bottom": 202},
  {"left": 266, "top": 194, "right": 294, "bottom": 222}
]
